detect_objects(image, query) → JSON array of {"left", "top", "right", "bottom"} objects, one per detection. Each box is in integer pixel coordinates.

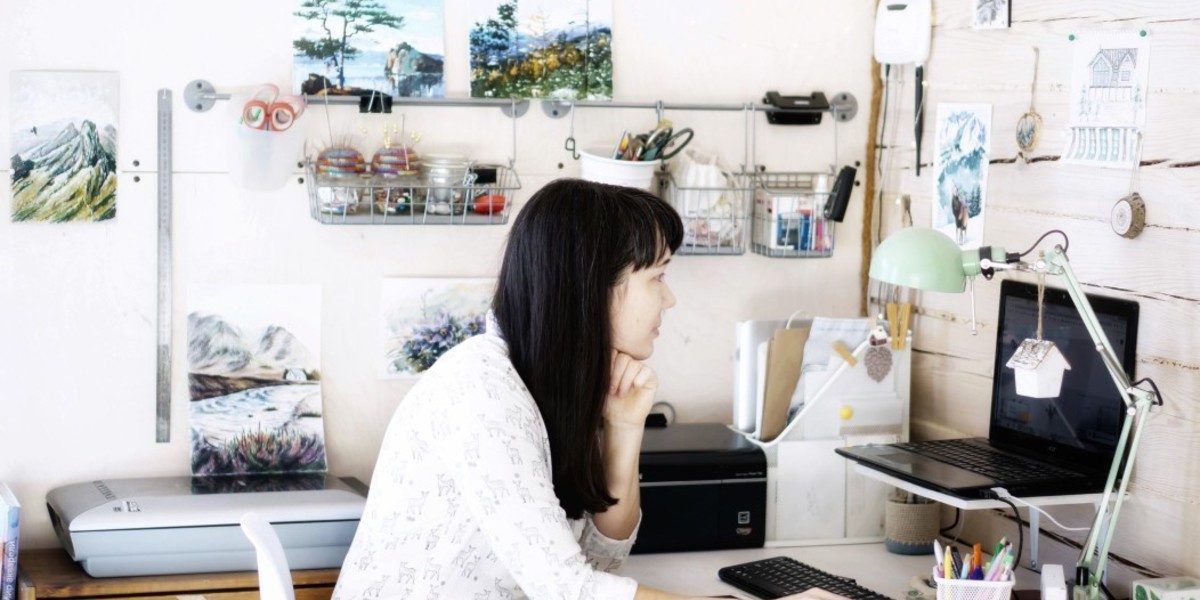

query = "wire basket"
[
  {"left": 658, "top": 170, "right": 753, "bottom": 255},
  {"left": 750, "top": 171, "right": 836, "bottom": 258},
  {"left": 933, "top": 575, "right": 1015, "bottom": 600},
  {"left": 305, "top": 161, "right": 520, "bottom": 225}
]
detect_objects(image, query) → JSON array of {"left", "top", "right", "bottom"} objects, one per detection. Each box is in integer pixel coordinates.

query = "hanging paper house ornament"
[{"left": 1006, "top": 339, "right": 1071, "bottom": 398}]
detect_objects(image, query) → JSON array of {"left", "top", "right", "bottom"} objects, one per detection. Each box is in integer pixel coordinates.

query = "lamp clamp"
[{"left": 978, "top": 246, "right": 998, "bottom": 279}]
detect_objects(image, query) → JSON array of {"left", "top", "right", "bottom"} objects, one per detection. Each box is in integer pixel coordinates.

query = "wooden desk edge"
[{"left": 18, "top": 548, "right": 338, "bottom": 598}]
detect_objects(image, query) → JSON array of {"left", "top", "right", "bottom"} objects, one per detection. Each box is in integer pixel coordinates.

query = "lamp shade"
[{"left": 869, "top": 227, "right": 969, "bottom": 293}]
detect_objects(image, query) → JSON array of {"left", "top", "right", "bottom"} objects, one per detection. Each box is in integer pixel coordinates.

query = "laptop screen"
[{"left": 990, "top": 279, "right": 1139, "bottom": 471}]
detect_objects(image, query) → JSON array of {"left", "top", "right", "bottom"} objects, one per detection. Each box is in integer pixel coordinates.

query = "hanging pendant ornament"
[
  {"left": 865, "top": 324, "right": 892, "bottom": 383},
  {"left": 1111, "top": 192, "right": 1146, "bottom": 239},
  {"left": 1006, "top": 265, "right": 1072, "bottom": 398},
  {"left": 1016, "top": 47, "right": 1044, "bottom": 162}
]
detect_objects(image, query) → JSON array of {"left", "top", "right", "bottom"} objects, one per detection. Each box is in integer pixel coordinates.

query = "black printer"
[{"left": 632, "top": 423, "right": 767, "bottom": 554}]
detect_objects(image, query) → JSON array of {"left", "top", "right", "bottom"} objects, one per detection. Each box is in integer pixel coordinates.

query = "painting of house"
[
  {"left": 1089, "top": 48, "right": 1136, "bottom": 88},
  {"left": 1063, "top": 32, "right": 1149, "bottom": 167}
]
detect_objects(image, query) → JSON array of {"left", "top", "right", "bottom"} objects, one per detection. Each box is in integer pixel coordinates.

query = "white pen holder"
[{"left": 933, "top": 574, "right": 1016, "bottom": 600}]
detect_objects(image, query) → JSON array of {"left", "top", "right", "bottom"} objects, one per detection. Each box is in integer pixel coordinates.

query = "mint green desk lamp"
[{"left": 869, "top": 227, "right": 1162, "bottom": 600}]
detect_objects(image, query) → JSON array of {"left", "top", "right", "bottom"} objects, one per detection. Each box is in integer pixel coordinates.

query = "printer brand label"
[{"left": 93, "top": 480, "right": 116, "bottom": 502}]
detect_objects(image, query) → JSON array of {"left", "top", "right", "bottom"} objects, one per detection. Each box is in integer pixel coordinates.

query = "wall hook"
[{"left": 564, "top": 102, "right": 580, "bottom": 159}]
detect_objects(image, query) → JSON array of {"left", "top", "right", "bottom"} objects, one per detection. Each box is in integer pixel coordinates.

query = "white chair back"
[{"left": 239, "top": 512, "right": 296, "bottom": 600}]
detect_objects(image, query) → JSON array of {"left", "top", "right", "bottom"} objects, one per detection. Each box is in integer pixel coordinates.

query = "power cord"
[
  {"left": 1015, "top": 229, "right": 1070, "bottom": 258},
  {"left": 993, "top": 495, "right": 1025, "bottom": 571},
  {"left": 940, "top": 507, "right": 960, "bottom": 535},
  {"left": 991, "top": 487, "right": 1091, "bottom": 532}
]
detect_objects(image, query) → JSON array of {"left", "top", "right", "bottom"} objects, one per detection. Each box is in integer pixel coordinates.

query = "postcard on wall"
[
  {"left": 293, "top": 0, "right": 445, "bottom": 98},
  {"left": 10, "top": 71, "right": 118, "bottom": 223},
  {"left": 972, "top": 0, "right": 1010, "bottom": 29},
  {"left": 469, "top": 0, "right": 613, "bottom": 100},
  {"left": 187, "top": 284, "right": 326, "bottom": 476},
  {"left": 932, "top": 103, "right": 992, "bottom": 250},
  {"left": 380, "top": 278, "right": 494, "bottom": 378},
  {"left": 1062, "top": 31, "right": 1151, "bottom": 168}
]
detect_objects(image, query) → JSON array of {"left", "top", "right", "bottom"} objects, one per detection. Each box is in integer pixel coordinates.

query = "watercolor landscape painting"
[
  {"left": 188, "top": 285, "right": 326, "bottom": 476},
  {"left": 933, "top": 103, "right": 991, "bottom": 249},
  {"left": 10, "top": 71, "right": 118, "bottom": 223},
  {"left": 293, "top": 0, "right": 445, "bottom": 97},
  {"left": 380, "top": 278, "right": 494, "bottom": 378},
  {"left": 469, "top": 0, "right": 612, "bottom": 99}
]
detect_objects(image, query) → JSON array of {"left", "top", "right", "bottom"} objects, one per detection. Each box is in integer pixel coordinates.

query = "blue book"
[{"left": 0, "top": 483, "right": 19, "bottom": 600}]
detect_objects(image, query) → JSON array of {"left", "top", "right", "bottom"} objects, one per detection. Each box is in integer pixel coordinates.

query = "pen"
[
  {"left": 991, "top": 537, "right": 1007, "bottom": 559},
  {"left": 934, "top": 539, "right": 944, "bottom": 567},
  {"left": 611, "top": 130, "right": 629, "bottom": 159},
  {"left": 985, "top": 547, "right": 1008, "bottom": 581},
  {"left": 950, "top": 547, "right": 964, "bottom": 579},
  {"left": 943, "top": 549, "right": 953, "bottom": 581}
]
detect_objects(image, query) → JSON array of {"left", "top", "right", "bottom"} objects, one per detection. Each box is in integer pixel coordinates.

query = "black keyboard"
[
  {"left": 718, "top": 556, "right": 891, "bottom": 600},
  {"left": 895, "top": 439, "right": 1079, "bottom": 482}
]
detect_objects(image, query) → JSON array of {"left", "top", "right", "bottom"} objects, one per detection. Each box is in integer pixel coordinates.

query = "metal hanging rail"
[
  {"left": 541, "top": 95, "right": 857, "bottom": 122},
  {"left": 183, "top": 79, "right": 857, "bottom": 123}
]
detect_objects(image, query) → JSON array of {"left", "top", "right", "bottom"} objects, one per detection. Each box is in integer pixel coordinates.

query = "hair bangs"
[{"left": 623, "top": 188, "right": 684, "bottom": 271}]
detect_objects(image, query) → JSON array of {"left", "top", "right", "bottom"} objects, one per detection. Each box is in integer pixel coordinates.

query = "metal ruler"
[{"left": 156, "top": 89, "right": 173, "bottom": 443}]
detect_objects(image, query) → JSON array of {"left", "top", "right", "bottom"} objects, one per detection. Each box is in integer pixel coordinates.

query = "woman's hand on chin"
[{"left": 603, "top": 351, "right": 658, "bottom": 431}]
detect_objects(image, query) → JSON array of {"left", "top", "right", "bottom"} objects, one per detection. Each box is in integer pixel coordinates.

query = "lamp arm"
[
  {"left": 1043, "top": 248, "right": 1133, "bottom": 404},
  {"left": 1040, "top": 248, "right": 1157, "bottom": 599}
]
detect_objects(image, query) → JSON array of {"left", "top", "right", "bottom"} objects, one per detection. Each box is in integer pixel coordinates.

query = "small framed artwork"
[
  {"left": 972, "top": 0, "right": 1011, "bottom": 29},
  {"left": 379, "top": 277, "right": 495, "bottom": 378}
]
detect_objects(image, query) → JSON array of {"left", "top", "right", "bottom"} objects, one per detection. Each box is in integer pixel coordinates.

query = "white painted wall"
[{"left": 0, "top": 1, "right": 877, "bottom": 548}]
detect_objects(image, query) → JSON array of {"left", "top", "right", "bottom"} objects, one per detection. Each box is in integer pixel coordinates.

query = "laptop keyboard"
[
  {"left": 895, "top": 439, "right": 1080, "bottom": 482},
  {"left": 718, "top": 556, "right": 891, "bottom": 600}
]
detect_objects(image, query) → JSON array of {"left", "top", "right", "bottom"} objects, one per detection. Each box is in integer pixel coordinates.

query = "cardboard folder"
[{"left": 759, "top": 326, "right": 810, "bottom": 442}]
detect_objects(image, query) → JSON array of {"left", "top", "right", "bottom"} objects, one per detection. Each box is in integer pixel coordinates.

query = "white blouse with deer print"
[{"left": 332, "top": 315, "right": 640, "bottom": 600}]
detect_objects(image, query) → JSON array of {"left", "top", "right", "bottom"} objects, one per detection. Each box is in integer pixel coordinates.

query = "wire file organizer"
[
  {"left": 306, "top": 161, "right": 520, "bottom": 225},
  {"left": 750, "top": 171, "right": 836, "bottom": 258},
  {"left": 658, "top": 169, "right": 754, "bottom": 255}
]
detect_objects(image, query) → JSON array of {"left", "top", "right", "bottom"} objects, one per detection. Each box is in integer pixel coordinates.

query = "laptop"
[{"left": 837, "top": 279, "right": 1139, "bottom": 499}]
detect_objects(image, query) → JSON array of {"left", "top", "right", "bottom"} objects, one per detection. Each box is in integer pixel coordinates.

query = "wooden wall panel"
[{"left": 875, "top": 0, "right": 1200, "bottom": 585}]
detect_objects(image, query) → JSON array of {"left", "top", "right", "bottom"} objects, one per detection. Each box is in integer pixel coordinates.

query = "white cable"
[{"left": 991, "top": 487, "right": 1092, "bottom": 532}]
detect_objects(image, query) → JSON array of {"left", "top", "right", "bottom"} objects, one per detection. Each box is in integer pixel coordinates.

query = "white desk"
[{"left": 623, "top": 542, "right": 1039, "bottom": 599}]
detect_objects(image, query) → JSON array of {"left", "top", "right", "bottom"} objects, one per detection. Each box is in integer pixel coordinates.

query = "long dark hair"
[{"left": 492, "top": 178, "right": 683, "bottom": 519}]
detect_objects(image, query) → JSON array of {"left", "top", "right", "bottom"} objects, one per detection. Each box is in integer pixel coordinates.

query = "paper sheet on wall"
[
  {"left": 1062, "top": 31, "right": 1151, "bottom": 168},
  {"left": 932, "top": 103, "right": 991, "bottom": 250}
]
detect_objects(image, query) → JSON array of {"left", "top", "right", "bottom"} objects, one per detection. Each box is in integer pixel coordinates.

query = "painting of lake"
[{"left": 187, "top": 284, "right": 326, "bottom": 476}]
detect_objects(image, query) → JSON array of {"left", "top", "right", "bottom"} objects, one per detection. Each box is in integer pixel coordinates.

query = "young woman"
[{"left": 334, "top": 179, "right": 715, "bottom": 599}]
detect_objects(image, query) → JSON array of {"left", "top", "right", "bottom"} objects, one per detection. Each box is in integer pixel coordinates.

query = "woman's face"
[{"left": 610, "top": 254, "right": 676, "bottom": 360}]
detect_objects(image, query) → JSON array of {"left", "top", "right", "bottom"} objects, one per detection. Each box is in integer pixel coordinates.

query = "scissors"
[{"left": 638, "top": 126, "right": 694, "bottom": 161}]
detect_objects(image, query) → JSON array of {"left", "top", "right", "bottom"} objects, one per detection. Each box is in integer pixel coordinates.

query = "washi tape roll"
[
  {"left": 268, "top": 95, "right": 306, "bottom": 131},
  {"left": 242, "top": 101, "right": 270, "bottom": 129},
  {"left": 241, "top": 84, "right": 279, "bottom": 130}
]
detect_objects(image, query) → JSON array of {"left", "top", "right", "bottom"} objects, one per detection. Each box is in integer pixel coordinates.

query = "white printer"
[{"left": 46, "top": 474, "right": 367, "bottom": 577}]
